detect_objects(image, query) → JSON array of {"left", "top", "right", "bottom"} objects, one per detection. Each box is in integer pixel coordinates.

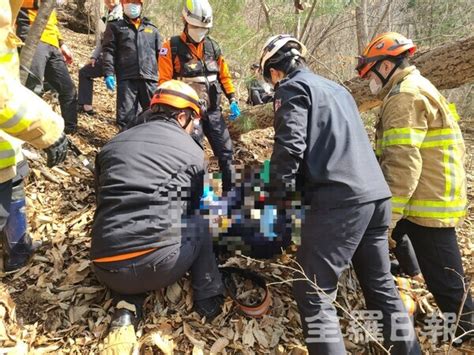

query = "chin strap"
[{"left": 372, "top": 57, "right": 403, "bottom": 87}]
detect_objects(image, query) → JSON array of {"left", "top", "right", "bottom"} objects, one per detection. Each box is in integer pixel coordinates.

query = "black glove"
[{"left": 44, "top": 133, "right": 68, "bottom": 167}]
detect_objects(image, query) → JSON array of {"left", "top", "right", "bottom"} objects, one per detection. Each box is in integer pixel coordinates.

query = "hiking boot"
[{"left": 193, "top": 295, "right": 224, "bottom": 321}]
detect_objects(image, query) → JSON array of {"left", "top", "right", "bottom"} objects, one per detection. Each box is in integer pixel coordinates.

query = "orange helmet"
[
  {"left": 356, "top": 32, "right": 416, "bottom": 78},
  {"left": 151, "top": 80, "right": 203, "bottom": 118}
]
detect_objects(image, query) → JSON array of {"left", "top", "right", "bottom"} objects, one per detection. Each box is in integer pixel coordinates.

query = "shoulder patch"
[
  {"left": 274, "top": 98, "right": 282, "bottom": 112},
  {"left": 159, "top": 47, "right": 169, "bottom": 56},
  {"left": 144, "top": 28, "right": 153, "bottom": 33}
]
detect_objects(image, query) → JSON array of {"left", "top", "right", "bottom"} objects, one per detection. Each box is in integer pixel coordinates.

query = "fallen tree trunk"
[
  {"left": 345, "top": 35, "right": 474, "bottom": 112},
  {"left": 241, "top": 35, "right": 474, "bottom": 130}
]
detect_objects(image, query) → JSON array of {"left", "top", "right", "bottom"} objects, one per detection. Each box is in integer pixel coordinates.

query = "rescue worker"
[
  {"left": 77, "top": 0, "right": 122, "bottom": 115},
  {"left": 259, "top": 34, "right": 421, "bottom": 354},
  {"left": 357, "top": 32, "right": 473, "bottom": 344},
  {"left": 1, "top": 0, "right": 68, "bottom": 272},
  {"left": 246, "top": 63, "right": 273, "bottom": 106},
  {"left": 16, "top": 0, "right": 78, "bottom": 134},
  {"left": 102, "top": 0, "right": 161, "bottom": 128},
  {"left": 91, "top": 80, "right": 224, "bottom": 353},
  {"left": 158, "top": 0, "right": 240, "bottom": 193}
]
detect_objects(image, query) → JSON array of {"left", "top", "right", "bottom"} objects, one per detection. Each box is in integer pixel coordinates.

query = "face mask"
[
  {"left": 369, "top": 78, "right": 382, "bottom": 95},
  {"left": 124, "top": 3, "right": 141, "bottom": 19},
  {"left": 187, "top": 27, "right": 209, "bottom": 43}
]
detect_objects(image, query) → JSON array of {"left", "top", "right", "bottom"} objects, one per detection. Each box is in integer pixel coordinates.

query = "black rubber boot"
[
  {"left": 193, "top": 295, "right": 224, "bottom": 321},
  {"left": 3, "top": 232, "right": 41, "bottom": 272}
]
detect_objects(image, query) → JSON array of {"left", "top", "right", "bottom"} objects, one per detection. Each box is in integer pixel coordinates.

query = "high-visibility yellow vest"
[{"left": 376, "top": 66, "right": 466, "bottom": 228}]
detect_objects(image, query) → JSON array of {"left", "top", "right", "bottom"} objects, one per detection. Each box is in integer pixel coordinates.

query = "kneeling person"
[{"left": 91, "top": 81, "right": 224, "bottom": 346}]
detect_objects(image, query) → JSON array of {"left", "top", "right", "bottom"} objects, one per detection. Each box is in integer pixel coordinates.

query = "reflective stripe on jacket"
[
  {"left": 376, "top": 66, "right": 466, "bottom": 228},
  {"left": 0, "top": 35, "right": 64, "bottom": 182},
  {"left": 16, "top": 1, "right": 62, "bottom": 48},
  {"left": 158, "top": 32, "right": 235, "bottom": 98}
]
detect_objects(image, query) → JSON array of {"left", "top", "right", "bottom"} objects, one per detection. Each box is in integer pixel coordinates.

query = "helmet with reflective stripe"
[
  {"left": 182, "top": 0, "right": 213, "bottom": 28},
  {"left": 356, "top": 32, "right": 416, "bottom": 78},
  {"left": 259, "top": 34, "right": 307, "bottom": 78},
  {"left": 151, "top": 80, "right": 203, "bottom": 118}
]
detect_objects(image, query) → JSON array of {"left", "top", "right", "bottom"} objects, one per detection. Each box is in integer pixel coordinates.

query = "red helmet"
[{"left": 356, "top": 32, "right": 416, "bottom": 78}]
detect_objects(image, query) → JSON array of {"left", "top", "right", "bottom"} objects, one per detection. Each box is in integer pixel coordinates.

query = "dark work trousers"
[
  {"left": 92, "top": 218, "right": 224, "bottom": 309},
  {"left": 293, "top": 199, "right": 421, "bottom": 355},
  {"left": 393, "top": 219, "right": 474, "bottom": 341},
  {"left": 116, "top": 79, "right": 157, "bottom": 128},
  {"left": 391, "top": 229, "right": 421, "bottom": 276},
  {"left": 25, "top": 42, "right": 78, "bottom": 132},
  {"left": 78, "top": 58, "right": 104, "bottom": 106},
  {"left": 202, "top": 108, "right": 234, "bottom": 192}
]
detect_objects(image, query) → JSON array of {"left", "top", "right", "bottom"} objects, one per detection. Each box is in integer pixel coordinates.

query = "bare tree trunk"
[
  {"left": 294, "top": 7, "right": 301, "bottom": 39},
  {"left": 94, "top": 0, "right": 105, "bottom": 44},
  {"left": 19, "top": 0, "right": 56, "bottom": 85},
  {"left": 300, "top": 0, "right": 318, "bottom": 41},
  {"left": 355, "top": 0, "right": 369, "bottom": 54},
  {"left": 258, "top": 0, "right": 273, "bottom": 33},
  {"left": 370, "top": 0, "right": 392, "bottom": 40},
  {"left": 244, "top": 36, "right": 474, "bottom": 130},
  {"left": 347, "top": 36, "right": 474, "bottom": 111}
]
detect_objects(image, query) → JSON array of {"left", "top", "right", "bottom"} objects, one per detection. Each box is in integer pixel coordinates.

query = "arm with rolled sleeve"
[
  {"left": 379, "top": 92, "right": 428, "bottom": 227},
  {"left": 269, "top": 83, "right": 309, "bottom": 204}
]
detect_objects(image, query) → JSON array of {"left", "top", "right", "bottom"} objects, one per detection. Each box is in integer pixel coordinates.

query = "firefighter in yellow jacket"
[
  {"left": 357, "top": 32, "right": 473, "bottom": 345},
  {"left": 0, "top": 0, "right": 68, "bottom": 271},
  {"left": 16, "top": 0, "right": 78, "bottom": 134}
]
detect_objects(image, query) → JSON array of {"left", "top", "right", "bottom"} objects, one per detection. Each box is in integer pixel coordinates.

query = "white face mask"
[
  {"left": 124, "top": 3, "right": 141, "bottom": 19},
  {"left": 369, "top": 78, "right": 382, "bottom": 95},
  {"left": 188, "top": 27, "right": 209, "bottom": 43}
]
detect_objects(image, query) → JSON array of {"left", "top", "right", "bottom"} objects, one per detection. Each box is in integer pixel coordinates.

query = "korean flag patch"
[
  {"left": 159, "top": 47, "right": 169, "bottom": 56},
  {"left": 274, "top": 98, "right": 282, "bottom": 112}
]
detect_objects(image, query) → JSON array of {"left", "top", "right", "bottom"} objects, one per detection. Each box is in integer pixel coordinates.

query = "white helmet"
[
  {"left": 259, "top": 34, "right": 307, "bottom": 74},
  {"left": 182, "top": 0, "right": 213, "bottom": 28}
]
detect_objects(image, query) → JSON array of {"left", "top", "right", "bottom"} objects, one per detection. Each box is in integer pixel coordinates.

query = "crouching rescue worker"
[
  {"left": 260, "top": 35, "right": 421, "bottom": 354},
  {"left": 91, "top": 80, "right": 224, "bottom": 352},
  {"left": 357, "top": 32, "right": 473, "bottom": 345},
  {"left": 159, "top": 0, "right": 240, "bottom": 192},
  {"left": 1, "top": 0, "right": 68, "bottom": 272}
]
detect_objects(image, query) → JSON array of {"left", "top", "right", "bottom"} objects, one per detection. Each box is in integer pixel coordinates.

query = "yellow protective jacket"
[
  {"left": 375, "top": 66, "right": 466, "bottom": 228},
  {"left": 0, "top": 0, "right": 64, "bottom": 183},
  {"left": 16, "top": 0, "right": 62, "bottom": 48}
]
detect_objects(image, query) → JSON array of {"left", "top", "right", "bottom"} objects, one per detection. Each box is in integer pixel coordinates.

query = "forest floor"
[{"left": 0, "top": 28, "right": 473, "bottom": 354}]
